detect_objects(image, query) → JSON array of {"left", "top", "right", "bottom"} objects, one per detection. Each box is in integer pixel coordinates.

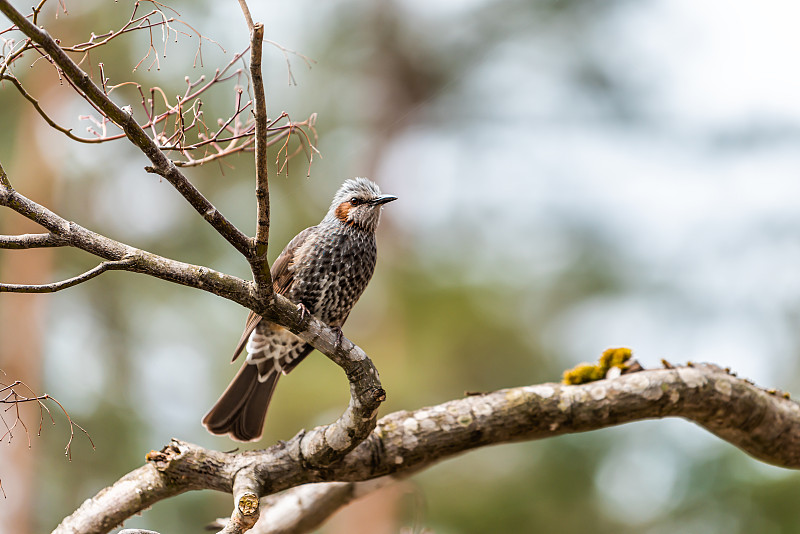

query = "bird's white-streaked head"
[{"left": 324, "top": 177, "right": 397, "bottom": 232}]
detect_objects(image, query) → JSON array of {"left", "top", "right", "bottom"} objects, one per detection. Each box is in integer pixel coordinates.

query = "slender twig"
[
  {"left": 237, "top": 0, "right": 255, "bottom": 31},
  {"left": 2, "top": 75, "right": 108, "bottom": 143},
  {"left": 173, "top": 137, "right": 256, "bottom": 167},
  {"left": 0, "top": 376, "right": 94, "bottom": 460},
  {"left": 3, "top": 14, "right": 315, "bottom": 168},
  {"left": 264, "top": 38, "right": 316, "bottom": 86},
  {"left": 0, "top": 35, "right": 33, "bottom": 78},
  {"left": 0, "top": 257, "right": 135, "bottom": 293}
]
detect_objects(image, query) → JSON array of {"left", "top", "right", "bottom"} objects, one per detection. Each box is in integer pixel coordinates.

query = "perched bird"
[{"left": 203, "top": 178, "right": 397, "bottom": 441}]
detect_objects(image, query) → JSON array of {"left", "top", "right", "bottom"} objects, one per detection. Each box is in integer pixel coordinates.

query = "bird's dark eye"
[{"left": 349, "top": 197, "right": 363, "bottom": 206}]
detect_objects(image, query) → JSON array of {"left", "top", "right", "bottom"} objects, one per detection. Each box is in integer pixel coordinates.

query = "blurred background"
[{"left": 2, "top": 0, "right": 800, "bottom": 532}]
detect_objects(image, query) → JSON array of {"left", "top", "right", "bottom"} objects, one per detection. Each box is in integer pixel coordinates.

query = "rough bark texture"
[{"left": 52, "top": 364, "right": 800, "bottom": 534}]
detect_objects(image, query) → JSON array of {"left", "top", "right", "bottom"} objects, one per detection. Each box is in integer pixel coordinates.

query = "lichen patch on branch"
[{"left": 562, "top": 347, "right": 633, "bottom": 385}]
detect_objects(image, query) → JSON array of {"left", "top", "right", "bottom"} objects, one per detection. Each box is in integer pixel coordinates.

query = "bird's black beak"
[{"left": 370, "top": 194, "right": 398, "bottom": 206}]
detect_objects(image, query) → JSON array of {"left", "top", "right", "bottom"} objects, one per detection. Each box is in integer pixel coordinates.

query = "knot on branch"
[
  {"left": 145, "top": 439, "right": 187, "bottom": 472},
  {"left": 371, "top": 387, "right": 387, "bottom": 404}
]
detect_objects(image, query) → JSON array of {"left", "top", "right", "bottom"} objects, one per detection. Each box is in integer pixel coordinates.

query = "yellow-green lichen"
[
  {"left": 562, "top": 363, "right": 604, "bottom": 385},
  {"left": 562, "top": 347, "right": 633, "bottom": 385}
]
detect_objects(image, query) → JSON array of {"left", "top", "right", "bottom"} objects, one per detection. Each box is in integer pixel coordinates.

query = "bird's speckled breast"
[{"left": 288, "top": 224, "right": 377, "bottom": 326}]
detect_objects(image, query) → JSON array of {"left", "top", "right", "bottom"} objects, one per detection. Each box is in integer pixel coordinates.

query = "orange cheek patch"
[{"left": 335, "top": 202, "right": 351, "bottom": 223}]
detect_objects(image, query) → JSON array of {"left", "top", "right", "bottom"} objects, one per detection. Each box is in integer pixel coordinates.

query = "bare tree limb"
[
  {"left": 0, "top": 74, "right": 107, "bottom": 144},
  {"left": 0, "top": 162, "right": 252, "bottom": 303},
  {"left": 0, "top": 258, "right": 135, "bottom": 293},
  {"left": 0, "top": 232, "right": 67, "bottom": 249},
  {"left": 0, "top": 0, "right": 253, "bottom": 257},
  {"left": 51, "top": 364, "right": 800, "bottom": 534},
  {"left": 248, "top": 21, "right": 273, "bottom": 296}
]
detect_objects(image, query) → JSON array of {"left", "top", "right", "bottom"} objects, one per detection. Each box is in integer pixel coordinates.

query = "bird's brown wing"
[
  {"left": 270, "top": 225, "right": 317, "bottom": 296},
  {"left": 230, "top": 226, "right": 318, "bottom": 362}
]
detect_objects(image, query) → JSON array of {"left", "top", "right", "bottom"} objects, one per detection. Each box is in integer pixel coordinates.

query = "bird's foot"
[
  {"left": 331, "top": 326, "right": 344, "bottom": 349},
  {"left": 297, "top": 302, "right": 311, "bottom": 323}
]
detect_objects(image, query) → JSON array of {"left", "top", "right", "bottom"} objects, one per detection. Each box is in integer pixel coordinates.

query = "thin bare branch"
[
  {"left": 0, "top": 232, "right": 67, "bottom": 248},
  {"left": 0, "top": 257, "right": 135, "bottom": 293},
  {"left": 0, "top": 375, "right": 94, "bottom": 461},
  {"left": 248, "top": 22, "right": 273, "bottom": 294},
  {"left": 264, "top": 39, "right": 317, "bottom": 87},
  {"left": 60, "top": 1, "right": 223, "bottom": 73},
  {"left": 237, "top": 0, "right": 255, "bottom": 32},
  {"left": 0, "top": 74, "right": 99, "bottom": 143},
  {"left": 0, "top": 161, "right": 252, "bottom": 303},
  {"left": 3, "top": 20, "right": 316, "bottom": 169}
]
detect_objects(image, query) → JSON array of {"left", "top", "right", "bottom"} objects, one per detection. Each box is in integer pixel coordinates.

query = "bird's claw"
[
  {"left": 331, "top": 326, "right": 344, "bottom": 349},
  {"left": 297, "top": 302, "right": 311, "bottom": 323}
]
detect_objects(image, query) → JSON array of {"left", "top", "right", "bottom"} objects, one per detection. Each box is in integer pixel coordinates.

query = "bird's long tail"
[{"left": 202, "top": 364, "right": 279, "bottom": 442}]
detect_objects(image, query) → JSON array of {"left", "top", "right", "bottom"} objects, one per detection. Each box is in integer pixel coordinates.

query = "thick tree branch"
[
  {"left": 0, "top": 258, "right": 135, "bottom": 293},
  {"left": 0, "top": 0, "right": 253, "bottom": 257},
  {"left": 53, "top": 364, "right": 800, "bottom": 534},
  {"left": 53, "top": 445, "right": 226, "bottom": 534}
]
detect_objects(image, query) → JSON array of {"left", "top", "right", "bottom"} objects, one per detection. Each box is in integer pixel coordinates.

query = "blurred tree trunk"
[{"left": 0, "top": 78, "right": 59, "bottom": 534}]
